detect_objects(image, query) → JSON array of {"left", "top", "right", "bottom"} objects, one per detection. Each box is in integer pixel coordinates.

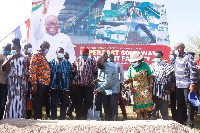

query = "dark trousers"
[
  {"left": 44, "top": 90, "right": 50, "bottom": 117},
  {"left": 96, "top": 91, "right": 102, "bottom": 117},
  {"left": 176, "top": 88, "right": 194, "bottom": 125},
  {"left": 67, "top": 88, "right": 75, "bottom": 115},
  {"left": 0, "top": 84, "right": 7, "bottom": 120},
  {"left": 153, "top": 96, "right": 168, "bottom": 120},
  {"left": 51, "top": 90, "right": 67, "bottom": 120},
  {"left": 26, "top": 82, "right": 32, "bottom": 119},
  {"left": 75, "top": 86, "right": 93, "bottom": 120},
  {"left": 102, "top": 93, "right": 119, "bottom": 121},
  {"left": 170, "top": 90, "right": 177, "bottom": 121},
  {"left": 34, "top": 84, "right": 49, "bottom": 119},
  {"left": 119, "top": 90, "right": 127, "bottom": 117}
]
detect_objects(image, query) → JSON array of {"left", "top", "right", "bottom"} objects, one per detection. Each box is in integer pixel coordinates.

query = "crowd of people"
[{"left": 0, "top": 38, "right": 199, "bottom": 128}]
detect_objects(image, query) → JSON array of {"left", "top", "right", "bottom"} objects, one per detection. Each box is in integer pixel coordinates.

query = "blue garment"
[
  {"left": 3, "top": 50, "right": 10, "bottom": 55},
  {"left": 188, "top": 92, "right": 200, "bottom": 106},
  {"left": 174, "top": 53, "right": 197, "bottom": 88},
  {"left": 49, "top": 58, "right": 73, "bottom": 90},
  {"left": 82, "top": 55, "right": 88, "bottom": 60},
  {"left": 96, "top": 62, "right": 120, "bottom": 94}
]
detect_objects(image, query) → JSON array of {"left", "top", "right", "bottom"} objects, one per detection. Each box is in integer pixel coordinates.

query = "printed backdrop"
[
  {"left": 74, "top": 44, "right": 171, "bottom": 70},
  {"left": 1, "top": 0, "right": 171, "bottom": 70},
  {"left": 30, "top": 0, "right": 169, "bottom": 46}
]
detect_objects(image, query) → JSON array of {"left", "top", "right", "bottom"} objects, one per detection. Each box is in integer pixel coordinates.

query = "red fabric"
[
  {"left": 196, "top": 59, "right": 200, "bottom": 66},
  {"left": 72, "top": 56, "right": 97, "bottom": 87},
  {"left": 25, "top": 19, "right": 30, "bottom": 42},
  {"left": 119, "top": 90, "right": 127, "bottom": 117},
  {"left": 81, "top": 47, "right": 89, "bottom": 53},
  {"left": 32, "top": 1, "right": 42, "bottom": 4}
]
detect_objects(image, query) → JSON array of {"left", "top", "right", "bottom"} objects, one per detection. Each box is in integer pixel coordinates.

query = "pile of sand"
[{"left": 0, "top": 119, "right": 196, "bottom": 133}]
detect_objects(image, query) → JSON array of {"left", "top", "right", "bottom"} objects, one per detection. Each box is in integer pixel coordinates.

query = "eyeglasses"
[{"left": 46, "top": 22, "right": 58, "bottom": 26}]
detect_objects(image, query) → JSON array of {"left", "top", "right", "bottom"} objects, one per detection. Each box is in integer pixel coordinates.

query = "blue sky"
[{"left": 0, "top": 0, "right": 200, "bottom": 49}]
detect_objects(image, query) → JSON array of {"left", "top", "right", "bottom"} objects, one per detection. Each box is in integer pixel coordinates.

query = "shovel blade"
[{"left": 87, "top": 109, "right": 101, "bottom": 121}]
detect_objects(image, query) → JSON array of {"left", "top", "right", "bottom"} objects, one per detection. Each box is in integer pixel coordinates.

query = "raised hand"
[{"left": 42, "top": 0, "right": 49, "bottom": 14}]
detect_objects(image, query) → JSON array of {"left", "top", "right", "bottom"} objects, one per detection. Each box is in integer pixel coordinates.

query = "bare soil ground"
[
  {"left": 0, "top": 119, "right": 196, "bottom": 133},
  {"left": 0, "top": 106, "right": 199, "bottom": 133}
]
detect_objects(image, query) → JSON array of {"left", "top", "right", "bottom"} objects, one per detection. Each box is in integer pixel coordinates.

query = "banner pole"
[{"left": 0, "top": 19, "right": 29, "bottom": 43}]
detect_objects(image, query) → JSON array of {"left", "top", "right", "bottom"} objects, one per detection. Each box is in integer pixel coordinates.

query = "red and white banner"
[{"left": 74, "top": 44, "right": 171, "bottom": 70}]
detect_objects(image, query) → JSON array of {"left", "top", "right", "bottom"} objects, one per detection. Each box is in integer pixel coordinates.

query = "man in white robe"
[{"left": 30, "top": 0, "right": 76, "bottom": 63}]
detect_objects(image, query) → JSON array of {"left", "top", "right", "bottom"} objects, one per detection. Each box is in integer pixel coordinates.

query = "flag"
[
  {"left": 13, "top": 19, "right": 30, "bottom": 47},
  {"left": 0, "top": 19, "right": 30, "bottom": 51}
]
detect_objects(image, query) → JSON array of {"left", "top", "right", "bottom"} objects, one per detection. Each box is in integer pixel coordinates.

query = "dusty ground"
[
  {"left": 0, "top": 119, "right": 196, "bottom": 133},
  {"left": 0, "top": 106, "right": 199, "bottom": 133}
]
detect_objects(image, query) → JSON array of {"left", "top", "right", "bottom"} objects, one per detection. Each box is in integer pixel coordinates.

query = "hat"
[
  {"left": 81, "top": 47, "right": 89, "bottom": 53},
  {"left": 129, "top": 51, "right": 143, "bottom": 62},
  {"left": 12, "top": 38, "right": 20, "bottom": 45},
  {"left": 188, "top": 92, "right": 200, "bottom": 107}
]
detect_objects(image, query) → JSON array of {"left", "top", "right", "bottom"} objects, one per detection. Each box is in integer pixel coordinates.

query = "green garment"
[{"left": 128, "top": 62, "right": 152, "bottom": 78}]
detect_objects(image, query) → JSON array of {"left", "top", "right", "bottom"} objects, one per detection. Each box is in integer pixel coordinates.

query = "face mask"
[
  {"left": 57, "top": 53, "right": 64, "bottom": 59},
  {"left": 104, "top": 59, "right": 107, "bottom": 62},
  {"left": 65, "top": 57, "right": 69, "bottom": 60},
  {"left": 82, "top": 55, "right": 88, "bottom": 60},
  {"left": 27, "top": 48, "right": 32, "bottom": 53},
  {"left": 132, "top": 62, "right": 139, "bottom": 67},
  {"left": 154, "top": 58, "right": 162, "bottom": 63},
  {"left": 3, "top": 50, "right": 11, "bottom": 55},
  {"left": 98, "top": 64, "right": 104, "bottom": 70},
  {"left": 107, "top": 58, "right": 110, "bottom": 62},
  {"left": 175, "top": 50, "right": 179, "bottom": 56},
  {"left": 170, "top": 55, "right": 175, "bottom": 61},
  {"left": 43, "top": 48, "right": 49, "bottom": 54},
  {"left": 11, "top": 50, "right": 17, "bottom": 55}
]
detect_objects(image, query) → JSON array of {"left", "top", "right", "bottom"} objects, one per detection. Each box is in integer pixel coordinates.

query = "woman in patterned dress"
[
  {"left": 2, "top": 38, "right": 28, "bottom": 118},
  {"left": 126, "top": 51, "right": 153, "bottom": 120}
]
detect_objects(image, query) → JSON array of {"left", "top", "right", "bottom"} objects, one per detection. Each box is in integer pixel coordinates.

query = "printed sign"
[{"left": 74, "top": 44, "right": 171, "bottom": 70}]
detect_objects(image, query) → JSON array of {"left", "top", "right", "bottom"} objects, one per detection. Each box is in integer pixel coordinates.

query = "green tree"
[{"left": 186, "top": 34, "right": 200, "bottom": 61}]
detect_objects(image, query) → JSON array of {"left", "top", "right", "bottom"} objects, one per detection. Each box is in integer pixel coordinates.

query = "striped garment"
[
  {"left": 72, "top": 56, "right": 98, "bottom": 87},
  {"left": 150, "top": 61, "right": 174, "bottom": 100},
  {"left": 174, "top": 53, "right": 197, "bottom": 88},
  {"left": 23, "top": 54, "right": 32, "bottom": 77},
  {"left": 4, "top": 56, "right": 28, "bottom": 118},
  {"left": 49, "top": 58, "right": 73, "bottom": 90},
  {"left": 169, "top": 60, "right": 176, "bottom": 84},
  {"left": 169, "top": 60, "right": 175, "bottom": 67}
]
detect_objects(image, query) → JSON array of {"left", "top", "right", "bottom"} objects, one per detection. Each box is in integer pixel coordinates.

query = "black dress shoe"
[
  {"left": 59, "top": 117, "right": 66, "bottom": 120},
  {"left": 123, "top": 115, "right": 128, "bottom": 120},
  {"left": 67, "top": 113, "right": 74, "bottom": 119}
]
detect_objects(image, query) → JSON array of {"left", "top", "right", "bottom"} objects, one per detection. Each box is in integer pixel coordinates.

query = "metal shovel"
[{"left": 87, "top": 88, "right": 101, "bottom": 121}]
